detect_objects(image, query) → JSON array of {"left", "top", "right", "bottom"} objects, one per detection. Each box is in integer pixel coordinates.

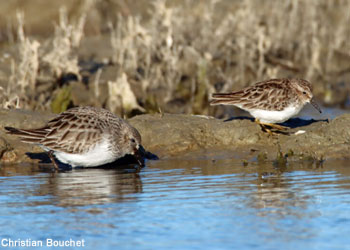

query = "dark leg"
[
  {"left": 134, "top": 164, "right": 142, "bottom": 173},
  {"left": 48, "top": 150, "right": 59, "bottom": 170}
]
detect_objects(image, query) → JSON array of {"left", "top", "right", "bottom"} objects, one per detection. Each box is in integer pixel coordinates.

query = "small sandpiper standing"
[
  {"left": 5, "top": 106, "right": 145, "bottom": 169},
  {"left": 210, "top": 78, "right": 322, "bottom": 133}
]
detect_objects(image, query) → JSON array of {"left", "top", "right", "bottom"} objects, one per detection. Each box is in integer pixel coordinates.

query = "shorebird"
[
  {"left": 5, "top": 106, "right": 145, "bottom": 169},
  {"left": 210, "top": 78, "right": 321, "bottom": 134}
]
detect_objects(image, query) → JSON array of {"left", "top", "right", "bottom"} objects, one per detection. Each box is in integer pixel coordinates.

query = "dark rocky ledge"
[{"left": 0, "top": 109, "right": 349, "bottom": 165}]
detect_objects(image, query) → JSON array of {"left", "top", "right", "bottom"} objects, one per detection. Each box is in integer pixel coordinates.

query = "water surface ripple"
[{"left": 0, "top": 157, "right": 349, "bottom": 249}]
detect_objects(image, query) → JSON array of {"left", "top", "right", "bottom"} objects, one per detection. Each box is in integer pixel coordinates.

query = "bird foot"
[
  {"left": 255, "top": 119, "right": 290, "bottom": 135},
  {"left": 48, "top": 150, "right": 59, "bottom": 170}
]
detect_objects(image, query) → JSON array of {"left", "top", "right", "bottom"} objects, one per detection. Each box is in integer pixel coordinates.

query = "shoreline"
[{"left": 0, "top": 109, "right": 349, "bottom": 165}]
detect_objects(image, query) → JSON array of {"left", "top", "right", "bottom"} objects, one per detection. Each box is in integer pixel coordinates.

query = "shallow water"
[{"left": 0, "top": 155, "right": 350, "bottom": 249}]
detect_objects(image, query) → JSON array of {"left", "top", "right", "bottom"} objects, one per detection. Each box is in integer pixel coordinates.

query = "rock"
[
  {"left": 0, "top": 109, "right": 54, "bottom": 163},
  {"left": 0, "top": 108, "right": 349, "bottom": 164},
  {"left": 129, "top": 114, "right": 261, "bottom": 157},
  {"left": 129, "top": 113, "right": 350, "bottom": 161},
  {"left": 0, "top": 137, "right": 8, "bottom": 159},
  {"left": 0, "top": 109, "right": 54, "bottom": 129}
]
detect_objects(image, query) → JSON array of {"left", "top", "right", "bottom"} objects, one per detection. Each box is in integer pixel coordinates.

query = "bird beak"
[
  {"left": 133, "top": 145, "right": 146, "bottom": 167},
  {"left": 310, "top": 98, "right": 322, "bottom": 113}
]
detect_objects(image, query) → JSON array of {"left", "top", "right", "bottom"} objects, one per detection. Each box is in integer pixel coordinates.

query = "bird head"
[
  {"left": 291, "top": 79, "right": 321, "bottom": 113},
  {"left": 123, "top": 125, "right": 145, "bottom": 167}
]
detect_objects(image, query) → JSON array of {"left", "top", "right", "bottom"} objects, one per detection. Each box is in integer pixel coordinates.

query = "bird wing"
[
  {"left": 211, "top": 79, "right": 291, "bottom": 111},
  {"left": 40, "top": 111, "right": 104, "bottom": 154},
  {"left": 4, "top": 126, "right": 50, "bottom": 144},
  {"left": 5, "top": 110, "right": 104, "bottom": 154}
]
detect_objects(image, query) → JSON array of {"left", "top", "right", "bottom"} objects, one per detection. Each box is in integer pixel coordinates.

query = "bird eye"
[
  {"left": 130, "top": 138, "right": 136, "bottom": 143},
  {"left": 302, "top": 91, "right": 307, "bottom": 95}
]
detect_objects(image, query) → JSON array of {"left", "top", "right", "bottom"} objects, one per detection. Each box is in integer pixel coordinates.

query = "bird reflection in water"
[{"left": 37, "top": 168, "right": 143, "bottom": 207}]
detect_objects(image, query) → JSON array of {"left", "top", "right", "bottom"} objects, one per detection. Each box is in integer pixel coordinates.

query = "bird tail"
[
  {"left": 4, "top": 126, "right": 46, "bottom": 143},
  {"left": 210, "top": 93, "right": 241, "bottom": 105}
]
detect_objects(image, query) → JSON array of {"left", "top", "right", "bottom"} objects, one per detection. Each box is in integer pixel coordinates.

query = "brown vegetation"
[{"left": 0, "top": 0, "right": 349, "bottom": 116}]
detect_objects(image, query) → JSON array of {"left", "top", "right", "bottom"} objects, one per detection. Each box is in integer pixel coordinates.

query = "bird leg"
[
  {"left": 134, "top": 164, "right": 142, "bottom": 173},
  {"left": 48, "top": 150, "right": 59, "bottom": 170},
  {"left": 255, "top": 119, "right": 289, "bottom": 134}
]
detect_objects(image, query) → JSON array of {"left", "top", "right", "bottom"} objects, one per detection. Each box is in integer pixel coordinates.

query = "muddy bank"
[
  {"left": 0, "top": 108, "right": 349, "bottom": 164},
  {"left": 130, "top": 113, "right": 350, "bottom": 162}
]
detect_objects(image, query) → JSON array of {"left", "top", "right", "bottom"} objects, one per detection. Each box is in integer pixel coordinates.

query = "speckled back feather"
[
  {"left": 211, "top": 78, "right": 311, "bottom": 111},
  {"left": 5, "top": 106, "right": 140, "bottom": 155}
]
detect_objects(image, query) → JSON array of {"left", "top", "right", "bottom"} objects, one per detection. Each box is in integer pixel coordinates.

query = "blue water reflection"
[{"left": 0, "top": 158, "right": 349, "bottom": 249}]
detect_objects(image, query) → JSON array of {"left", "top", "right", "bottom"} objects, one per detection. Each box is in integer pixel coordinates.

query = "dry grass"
[
  {"left": 1, "top": 12, "right": 40, "bottom": 109},
  {"left": 41, "top": 7, "right": 84, "bottom": 78},
  {"left": 1, "top": 8, "right": 84, "bottom": 110},
  {"left": 1, "top": 0, "right": 350, "bottom": 114}
]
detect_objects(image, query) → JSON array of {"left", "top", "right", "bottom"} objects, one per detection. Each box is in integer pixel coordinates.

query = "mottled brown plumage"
[
  {"left": 5, "top": 106, "right": 144, "bottom": 168},
  {"left": 212, "top": 78, "right": 314, "bottom": 111},
  {"left": 211, "top": 78, "right": 321, "bottom": 133}
]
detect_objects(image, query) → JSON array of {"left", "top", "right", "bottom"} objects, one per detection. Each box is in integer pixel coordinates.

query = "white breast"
[
  {"left": 245, "top": 105, "right": 304, "bottom": 124},
  {"left": 53, "top": 139, "right": 118, "bottom": 167}
]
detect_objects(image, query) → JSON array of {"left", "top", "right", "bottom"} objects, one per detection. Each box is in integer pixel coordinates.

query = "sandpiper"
[
  {"left": 210, "top": 78, "right": 322, "bottom": 133},
  {"left": 5, "top": 106, "right": 145, "bottom": 169}
]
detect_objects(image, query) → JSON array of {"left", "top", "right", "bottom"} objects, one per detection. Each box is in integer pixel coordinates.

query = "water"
[{"left": 0, "top": 156, "right": 350, "bottom": 249}]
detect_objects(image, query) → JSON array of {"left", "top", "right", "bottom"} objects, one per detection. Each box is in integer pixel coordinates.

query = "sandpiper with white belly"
[
  {"left": 5, "top": 106, "right": 145, "bottom": 169},
  {"left": 210, "top": 78, "right": 322, "bottom": 134}
]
